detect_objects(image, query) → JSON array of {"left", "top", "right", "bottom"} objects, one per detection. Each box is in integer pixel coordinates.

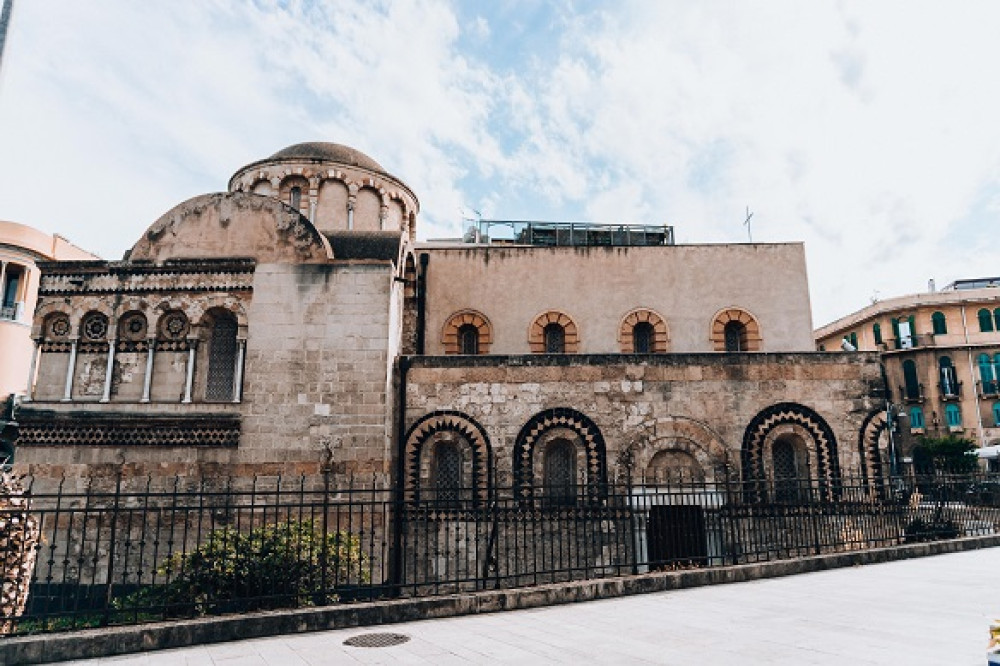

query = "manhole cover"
[{"left": 343, "top": 632, "right": 411, "bottom": 648}]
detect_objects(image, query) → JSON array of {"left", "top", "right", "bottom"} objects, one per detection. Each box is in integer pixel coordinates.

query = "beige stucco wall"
[
  {"left": 0, "top": 221, "right": 97, "bottom": 398},
  {"left": 421, "top": 243, "right": 815, "bottom": 355}
]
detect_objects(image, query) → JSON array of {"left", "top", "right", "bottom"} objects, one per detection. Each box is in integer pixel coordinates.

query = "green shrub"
[
  {"left": 119, "top": 519, "right": 368, "bottom": 617},
  {"left": 912, "top": 435, "right": 978, "bottom": 475}
]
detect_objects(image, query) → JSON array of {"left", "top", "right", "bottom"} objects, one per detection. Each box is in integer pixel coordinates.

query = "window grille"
[
  {"left": 632, "top": 322, "right": 653, "bottom": 354},
  {"left": 205, "top": 314, "right": 238, "bottom": 401},
  {"left": 543, "top": 440, "right": 575, "bottom": 506},
  {"left": 458, "top": 324, "right": 479, "bottom": 355},
  {"left": 772, "top": 439, "right": 799, "bottom": 502},
  {"left": 544, "top": 323, "right": 565, "bottom": 353},
  {"left": 724, "top": 321, "right": 746, "bottom": 352},
  {"left": 432, "top": 442, "right": 461, "bottom": 505}
]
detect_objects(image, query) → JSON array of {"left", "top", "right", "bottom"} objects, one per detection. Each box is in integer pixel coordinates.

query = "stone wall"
[{"left": 402, "top": 352, "right": 883, "bottom": 485}]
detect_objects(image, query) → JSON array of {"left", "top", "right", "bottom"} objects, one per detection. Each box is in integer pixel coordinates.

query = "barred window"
[
  {"left": 544, "top": 323, "right": 565, "bottom": 354},
  {"left": 432, "top": 441, "right": 462, "bottom": 506},
  {"left": 724, "top": 321, "right": 746, "bottom": 352},
  {"left": 205, "top": 312, "right": 238, "bottom": 402},
  {"left": 632, "top": 321, "right": 653, "bottom": 354},
  {"left": 458, "top": 323, "right": 479, "bottom": 355},
  {"left": 543, "top": 439, "right": 575, "bottom": 506},
  {"left": 772, "top": 438, "right": 799, "bottom": 502}
]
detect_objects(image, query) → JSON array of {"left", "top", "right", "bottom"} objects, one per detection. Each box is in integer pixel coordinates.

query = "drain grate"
[{"left": 343, "top": 632, "right": 411, "bottom": 648}]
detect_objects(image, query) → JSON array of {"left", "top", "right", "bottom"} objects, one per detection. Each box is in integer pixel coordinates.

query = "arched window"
[
  {"left": 872, "top": 323, "right": 882, "bottom": 345},
  {"left": 978, "top": 309, "right": 994, "bottom": 332},
  {"left": 205, "top": 311, "right": 238, "bottom": 402},
  {"left": 931, "top": 311, "right": 947, "bottom": 335},
  {"left": 902, "top": 359, "right": 921, "bottom": 401},
  {"left": 994, "top": 403, "right": 1000, "bottom": 427},
  {"left": 543, "top": 439, "right": 576, "bottom": 506},
  {"left": 724, "top": 321, "right": 747, "bottom": 352},
  {"left": 544, "top": 322, "right": 566, "bottom": 353},
  {"left": 632, "top": 321, "right": 654, "bottom": 354},
  {"left": 457, "top": 323, "right": 479, "bottom": 355},
  {"left": 909, "top": 406, "right": 925, "bottom": 429},
  {"left": 944, "top": 403, "right": 962, "bottom": 428},
  {"left": 432, "top": 441, "right": 462, "bottom": 506},
  {"left": 772, "top": 438, "right": 800, "bottom": 502},
  {"left": 995, "top": 308, "right": 1000, "bottom": 331},
  {"left": 289, "top": 186, "right": 302, "bottom": 209},
  {"left": 979, "top": 353, "right": 996, "bottom": 394},
  {"left": 938, "top": 356, "right": 957, "bottom": 397}
]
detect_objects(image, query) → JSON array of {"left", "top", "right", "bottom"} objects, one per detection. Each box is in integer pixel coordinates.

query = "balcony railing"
[
  {"left": 979, "top": 380, "right": 1000, "bottom": 399},
  {"left": 899, "top": 383, "right": 925, "bottom": 404},
  {"left": 888, "top": 334, "right": 937, "bottom": 350},
  {"left": 465, "top": 220, "right": 675, "bottom": 247},
  {"left": 0, "top": 301, "right": 23, "bottom": 322},
  {"left": 938, "top": 380, "right": 962, "bottom": 401}
]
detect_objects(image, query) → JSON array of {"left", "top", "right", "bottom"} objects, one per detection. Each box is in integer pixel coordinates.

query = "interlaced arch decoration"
[
  {"left": 513, "top": 408, "right": 607, "bottom": 501},
  {"left": 710, "top": 307, "right": 762, "bottom": 352},
  {"left": 618, "top": 308, "right": 669, "bottom": 353},
  {"left": 441, "top": 310, "right": 492, "bottom": 354},
  {"left": 528, "top": 311, "right": 579, "bottom": 353},
  {"left": 741, "top": 402, "right": 841, "bottom": 501},
  {"left": 403, "top": 411, "right": 492, "bottom": 506},
  {"left": 858, "top": 409, "right": 888, "bottom": 495}
]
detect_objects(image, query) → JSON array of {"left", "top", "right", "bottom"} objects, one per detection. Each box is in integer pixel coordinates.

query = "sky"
[{"left": 1, "top": 0, "right": 999, "bottom": 327}]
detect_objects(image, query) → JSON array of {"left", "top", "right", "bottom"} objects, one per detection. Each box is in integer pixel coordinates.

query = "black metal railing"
[
  {"left": 2, "top": 472, "right": 998, "bottom": 637},
  {"left": 938, "top": 380, "right": 962, "bottom": 401}
]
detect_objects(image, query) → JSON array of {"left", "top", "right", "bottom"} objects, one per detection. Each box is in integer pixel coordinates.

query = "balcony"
[
  {"left": 899, "top": 383, "right": 925, "bottom": 404},
  {"left": 979, "top": 380, "right": 1000, "bottom": 399},
  {"left": 888, "top": 334, "right": 937, "bottom": 351},
  {"left": 938, "top": 380, "right": 962, "bottom": 402},
  {"left": 0, "top": 301, "right": 23, "bottom": 322}
]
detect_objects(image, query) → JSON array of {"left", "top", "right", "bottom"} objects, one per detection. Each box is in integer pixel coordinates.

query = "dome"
[{"left": 268, "top": 142, "right": 385, "bottom": 172}]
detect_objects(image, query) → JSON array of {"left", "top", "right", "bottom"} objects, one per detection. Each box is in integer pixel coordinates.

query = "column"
[
  {"left": 0, "top": 261, "right": 6, "bottom": 318},
  {"left": 23, "top": 339, "right": 39, "bottom": 402},
  {"left": 182, "top": 339, "right": 197, "bottom": 403},
  {"left": 100, "top": 337, "right": 116, "bottom": 403},
  {"left": 347, "top": 198, "right": 355, "bottom": 230},
  {"left": 62, "top": 337, "right": 78, "bottom": 402},
  {"left": 140, "top": 337, "right": 155, "bottom": 403},
  {"left": 231, "top": 338, "right": 246, "bottom": 403}
]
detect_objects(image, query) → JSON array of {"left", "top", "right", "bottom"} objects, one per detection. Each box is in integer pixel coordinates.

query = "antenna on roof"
[{"left": 743, "top": 206, "right": 754, "bottom": 243}]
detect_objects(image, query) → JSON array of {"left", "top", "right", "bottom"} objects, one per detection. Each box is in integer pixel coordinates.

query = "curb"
[{"left": 3, "top": 534, "right": 999, "bottom": 665}]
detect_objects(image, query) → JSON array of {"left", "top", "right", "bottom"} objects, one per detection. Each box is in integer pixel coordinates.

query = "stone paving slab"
[{"left": 60, "top": 547, "right": 999, "bottom": 665}]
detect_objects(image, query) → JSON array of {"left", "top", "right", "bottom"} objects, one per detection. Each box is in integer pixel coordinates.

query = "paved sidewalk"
[{"left": 68, "top": 548, "right": 999, "bottom": 665}]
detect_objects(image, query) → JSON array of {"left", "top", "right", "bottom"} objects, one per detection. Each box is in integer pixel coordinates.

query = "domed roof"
[{"left": 268, "top": 142, "right": 385, "bottom": 172}]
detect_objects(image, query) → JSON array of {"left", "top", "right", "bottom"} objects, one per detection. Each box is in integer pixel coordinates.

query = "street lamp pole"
[{"left": 886, "top": 403, "right": 906, "bottom": 478}]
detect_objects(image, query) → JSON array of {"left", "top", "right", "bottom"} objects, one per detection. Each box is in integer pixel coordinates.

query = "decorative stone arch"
[
  {"left": 742, "top": 402, "right": 841, "bottom": 500},
  {"left": 33, "top": 302, "right": 74, "bottom": 340},
  {"left": 628, "top": 416, "right": 729, "bottom": 481},
  {"left": 858, "top": 409, "right": 888, "bottom": 494},
  {"left": 619, "top": 308, "right": 669, "bottom": 353},
  {"left": 78, "top": 309, "right": 113, "bottom": 343},
  {"left": 528, "top": 311, "right": 580, "bottom": 353},
  {"left": 190, "top": 296, "right": 249, "bottom": 335},
  {"left": 116, "top": 310, "right": 149, "bottom": 344},
  {"left": 513, "top": 408, "right": 607, "bottom": 501},
  {"left": 442, "top": 310, "right": 493, "bottom": 355},
  {"left": 710, "top": 307, "right": 762, "bottom": 352},
  {"left": 278, "top": 174, "right": 310, "bottom": 213},
  {"left": 403, "top": 411, "right": 493, "bottom": 505},
  {"left": 645, "top": 448, "right": 705, "bottom": 483}
]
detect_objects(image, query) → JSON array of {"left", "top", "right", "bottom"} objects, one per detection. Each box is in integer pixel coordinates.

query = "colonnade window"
[{"left": 205, "top": 311, "right": 239, "bottom": 402}]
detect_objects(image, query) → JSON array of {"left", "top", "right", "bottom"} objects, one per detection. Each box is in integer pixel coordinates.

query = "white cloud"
[{"left": 1, "top": 0, "right": 999, "bottom": 324}]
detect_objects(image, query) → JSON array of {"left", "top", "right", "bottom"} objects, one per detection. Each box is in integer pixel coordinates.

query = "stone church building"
[{"left": 15, "top": 142, "right": 886, "bottom": 497}]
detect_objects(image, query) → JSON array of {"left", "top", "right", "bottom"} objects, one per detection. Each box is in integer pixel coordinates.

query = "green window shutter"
[
  {"left": 931, "top": 311, "right": 947, "bottom": 335},
  {"left": 945, "top": 404, "right": 961, "bottom": 427},
  {"left": 979, "top": 309, "right": 994, "bottom": 332},
  {"left": 873, "top": 323, "right": 882, "bottom": 344},
  {"left": 909, "top": 406, "right": 924, "bottom": 428}
]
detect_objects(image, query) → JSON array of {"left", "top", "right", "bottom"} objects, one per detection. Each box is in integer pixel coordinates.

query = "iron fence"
[{"left": 2, "top": 472, "right": 999, "bottom": 636}]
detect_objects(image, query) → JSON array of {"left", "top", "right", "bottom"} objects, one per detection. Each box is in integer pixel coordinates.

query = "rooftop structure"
[{"left": 462, "top": 219, "right": 675, "bottom": 247}]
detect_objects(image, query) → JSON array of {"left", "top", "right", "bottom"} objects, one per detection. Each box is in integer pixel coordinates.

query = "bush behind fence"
[{"left": 2, "top": 472, "right": 999, "bottom": 636}]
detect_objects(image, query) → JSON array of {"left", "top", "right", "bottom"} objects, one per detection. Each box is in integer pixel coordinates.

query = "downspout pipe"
[
  {"left": 416, "top": 253, "right": 429, "bottom": 355},
  {"left": 389, "top": 355, "right": 411, "bottom": 596}
]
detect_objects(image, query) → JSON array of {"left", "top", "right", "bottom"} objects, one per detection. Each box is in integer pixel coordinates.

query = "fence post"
[{"left": 102, "top": 474, "right": 122, "bottom": 626}]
